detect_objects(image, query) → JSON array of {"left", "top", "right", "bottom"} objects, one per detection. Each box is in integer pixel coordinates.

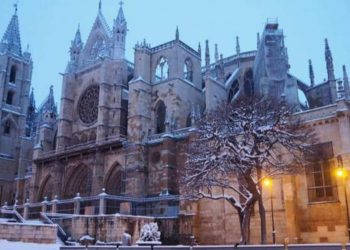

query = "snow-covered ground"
[{"left": 0, "top": 240, "right": 61, "bottom": 250}]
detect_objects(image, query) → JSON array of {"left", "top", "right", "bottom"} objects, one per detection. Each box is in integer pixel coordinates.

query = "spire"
[
  {"left": 325, "top": 38, "right": 335, "bottom": 81},
  {"left": 70, "top": 25, "right": 83, "bottom": 63},
  {"left": 113, "top": 0, "right": 127, "bottom": 59},
  {"left": 309, "top": 59, "right": 315, "bottom": 87},
  {"left": 26, "top": 87, "right": 36, "bottom": 136},
  {"left": 99, "top": 0, "right": 102, "bottom": 11},
  {"left": 0, "top": 5, "right": 22, "bottom": 56},
  {"left": 73, "top": 25, "right": 82, "bottom": 48},
  {"left": 116, "top": 0, "right": 126, "bottom": 25},
  {"left": 257, "top": 32, "right": 260, "bottom": 49},
  {"left": 343, "top": 65, "right": 350, "bottom": 99},
  {"left": 29, "top": 88, "right": 36, "bottom": 110},
  {"left": 175, "top": 26, "right": 179, "bottom": 41},
  {"left": 236, "top": 36, "right": 240, "bottom": 55},
  {"left": 215, "top": 44, "right": 219, "bottom": 63},
  {"left": 205, "top": 40, "right": 210, "bottom": 72},
  {"left": 218, "top": 53, "right": 225, "bottom": 82},
  {"left": 198, "top": 42, "right": 201, "bottom": 56}
]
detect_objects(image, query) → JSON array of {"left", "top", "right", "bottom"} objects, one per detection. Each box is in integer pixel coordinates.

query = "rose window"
[{"left": 78, "top": 85, "right": 99, "bottom": 124}]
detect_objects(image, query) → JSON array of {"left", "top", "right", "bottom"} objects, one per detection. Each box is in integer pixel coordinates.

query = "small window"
[
  {"left": 184, "top": 58, "right": 193, "bottom": 82},
  {"left": 228, "top": 80, "right": 239, "bottom": 103},
  {"left": 155, "top": 100, "right": 166, "bottom": 134},
  {"left": 306, "top": 142, "right": 338, "bottom": 203},
  {"left": 4, "top": 121, "right": 11, "bottom": 134},
  {"left": 306, "top": 161, "right": 337, "bottom": 203},
  {"left": 9, "top": 66, "right": 16, "bottom": 83},
  {"left": 186, "top": 113, "right": 192, "bottom": 127},
  {"left": 6, "top": 91, "right": 14, "bottom": 105},
  {"left": 120, "top": 97, "right": 128, "bottom": 136},
  {"left": 155, "top": 57, "right": 169, "bottom": 83}
]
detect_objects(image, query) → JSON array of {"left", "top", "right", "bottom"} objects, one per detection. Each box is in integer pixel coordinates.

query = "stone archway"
[
  {"left": 63, "top": 164, "right": 93, "bottom": 199},
  {"left": 37, "top": 175, "right": 54, "bottom": 201},
  {"left": 104, "top": 163, "right": 123, "bottom": 195},
  {"left": 104, "top": 163, "right": 124, "bottom": 214}
]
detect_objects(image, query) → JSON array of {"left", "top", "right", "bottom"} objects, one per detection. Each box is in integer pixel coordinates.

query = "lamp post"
[
  {"left": 263, "top": 177, "right": 276, "bottom": 244},
  {"left": 335, "top": 167, "right": 350, "bottom": 241}
]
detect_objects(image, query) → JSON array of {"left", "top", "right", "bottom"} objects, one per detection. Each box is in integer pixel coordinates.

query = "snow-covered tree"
[
  {"left": 138, "top": 222, "right": 161, "bottom": 242},
  {"left": 182, "top": 99, "right": 315, "bottom": 244}
]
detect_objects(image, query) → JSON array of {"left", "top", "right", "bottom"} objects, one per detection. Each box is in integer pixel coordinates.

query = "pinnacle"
[{"left": 0, "top": 11, "right": 22, "bottom": 55}]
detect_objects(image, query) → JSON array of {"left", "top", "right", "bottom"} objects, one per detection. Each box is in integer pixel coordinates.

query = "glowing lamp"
[
  {"left": 263, "top": 177, "right": 272, "bottom": 187},
  {"left": 336, "top": 168, "right": 346, "bottom": 178}
]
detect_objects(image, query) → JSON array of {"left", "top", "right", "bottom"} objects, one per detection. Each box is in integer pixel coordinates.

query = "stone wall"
[
  {"left": 54, "top": 214, "right": 154, "bottom": 244},
  {"left": 0, "top": 222, "right": 57, "bottom": 243}
]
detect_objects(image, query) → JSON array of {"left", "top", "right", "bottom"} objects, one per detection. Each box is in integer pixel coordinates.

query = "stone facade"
[{"left": 1, "top": 2, "right": 350, "bottom": 246}]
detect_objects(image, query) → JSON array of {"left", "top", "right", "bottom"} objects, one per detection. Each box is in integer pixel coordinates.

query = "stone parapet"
[{"left": 0, "top": 222, "right": 57, "bottom": 243}]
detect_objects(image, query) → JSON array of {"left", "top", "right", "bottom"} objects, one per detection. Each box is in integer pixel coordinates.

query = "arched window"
[
  {"left": 9, "top": 66, "right": 16, "bottom": 83},
  {"left": 6, "top": 91, "right": 14, "bottom": 105},
  {"left": 184, "top": 58, "right": 193, "bottom": 82},
  {"left": 186, "top": 113, "right": 192, "bottom": 127},
  {"left": 155, "top": 100, "right": 166, "bottom": 134},
  {"left": 243, "top": 68, "right": 254, "bottom": 97},
  {"left": 64, "top": 165, "right": 93, "bottom": 198},
  {"left": 4, "top": 120, "right": 11, "bottom": 134},
  {"left": 90, "top": 37, "right": 105, "bottom": 59},
  {"left": 155, "top": 57, "right": 169, "bottom": 83},
  {"left": 228, "top": 80, "right": 239, "bottom": 103}
]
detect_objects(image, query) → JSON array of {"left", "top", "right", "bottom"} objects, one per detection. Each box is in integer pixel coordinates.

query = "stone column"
[
  {"left": 41, "top": 197, "right": 49, "bottom": 213},
  {"left": 23, "top": 199, "right": 30, "bottom": 220},
  {"left": 74, "top": 193, "right": 81, "bottom": 215},
  {"left": 51, "top": 195, "right": 58, "bottom": 214},
  {"left": 99, "top": 188, "right": 107, "bottom": 215},
  {"left": 91, "top": 151, "right": 104, "bottom": 195}
]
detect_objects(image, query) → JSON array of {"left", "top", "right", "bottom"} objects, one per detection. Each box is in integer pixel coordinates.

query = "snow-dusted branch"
[{"left": 181, "top": 98, "right": 315, "bottom": 244}]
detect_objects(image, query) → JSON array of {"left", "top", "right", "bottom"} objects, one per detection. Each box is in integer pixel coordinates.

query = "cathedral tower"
[{"left": 0, "top": 5, "right": 33, "bottom": 204}]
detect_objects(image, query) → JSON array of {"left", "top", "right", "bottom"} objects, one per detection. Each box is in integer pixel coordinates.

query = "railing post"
[
  {"left": 23, "top": 199, "right": 30, "bottom": 220},
  {"left": 41, "top": 196, "right": 49, "bottom": 213},
  {"left": 99, "top": 188, "right": 107, "bottom": 215},
  {"left": 13, "top": 200, "right": 18, "bottom": 211},
  {"left": 74, "top": 193, "right": 81, "bottom": 215},
  {"left": 2, "top": 202, "right": 9, "bottom": 210},
  {"left": 51, "top": 195, "right": 58, "bottom": 214}
]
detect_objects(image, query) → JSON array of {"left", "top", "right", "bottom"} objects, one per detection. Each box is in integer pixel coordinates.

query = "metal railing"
[{"left": 1, "top": 191, "right": 180, "bottom": 219}]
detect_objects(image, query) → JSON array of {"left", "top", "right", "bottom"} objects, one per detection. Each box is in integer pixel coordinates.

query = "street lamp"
[
  {"left": 335, "top": 167, "right": 350, "bottom": 241},
  {"left": 263, "top": 177, "right": 276, "bottom": 244}
]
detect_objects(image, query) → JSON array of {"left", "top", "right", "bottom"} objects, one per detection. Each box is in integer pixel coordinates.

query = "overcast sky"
[{"left": 1, "top": 0, "right": 350, "bottom": 106}]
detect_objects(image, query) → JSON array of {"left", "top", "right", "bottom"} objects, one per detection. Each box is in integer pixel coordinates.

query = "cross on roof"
[
  {"left": 14, "top": 3, "right": 18, "bottom": 14},
  {"left": 119, "top": 0, "right": 124, "bottom": 7}
]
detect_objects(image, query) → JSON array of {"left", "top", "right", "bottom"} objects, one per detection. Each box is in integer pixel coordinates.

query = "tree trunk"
[
  {"left": 238, "top": 206, "right": 253, "bottom": 245},
  {"left": 256, "top": 166, "right": 267, "bottom": 244}
]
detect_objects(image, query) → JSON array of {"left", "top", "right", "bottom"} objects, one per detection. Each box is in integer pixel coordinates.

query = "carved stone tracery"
[{"left": 78, "top": 85, "right": 100, "bottom": 125}]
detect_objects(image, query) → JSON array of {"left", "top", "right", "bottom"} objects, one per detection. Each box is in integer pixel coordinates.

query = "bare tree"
[{"left": 181, "top": 99, "right": 315, "bottom": 244}]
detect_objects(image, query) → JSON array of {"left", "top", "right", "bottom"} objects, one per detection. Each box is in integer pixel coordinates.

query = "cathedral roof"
[
  {"left": 0, "top": 8, "right": 22, "bottom": 56},
  {"left": 95, "top": 9, "right": 111, "bottom": 37}
]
